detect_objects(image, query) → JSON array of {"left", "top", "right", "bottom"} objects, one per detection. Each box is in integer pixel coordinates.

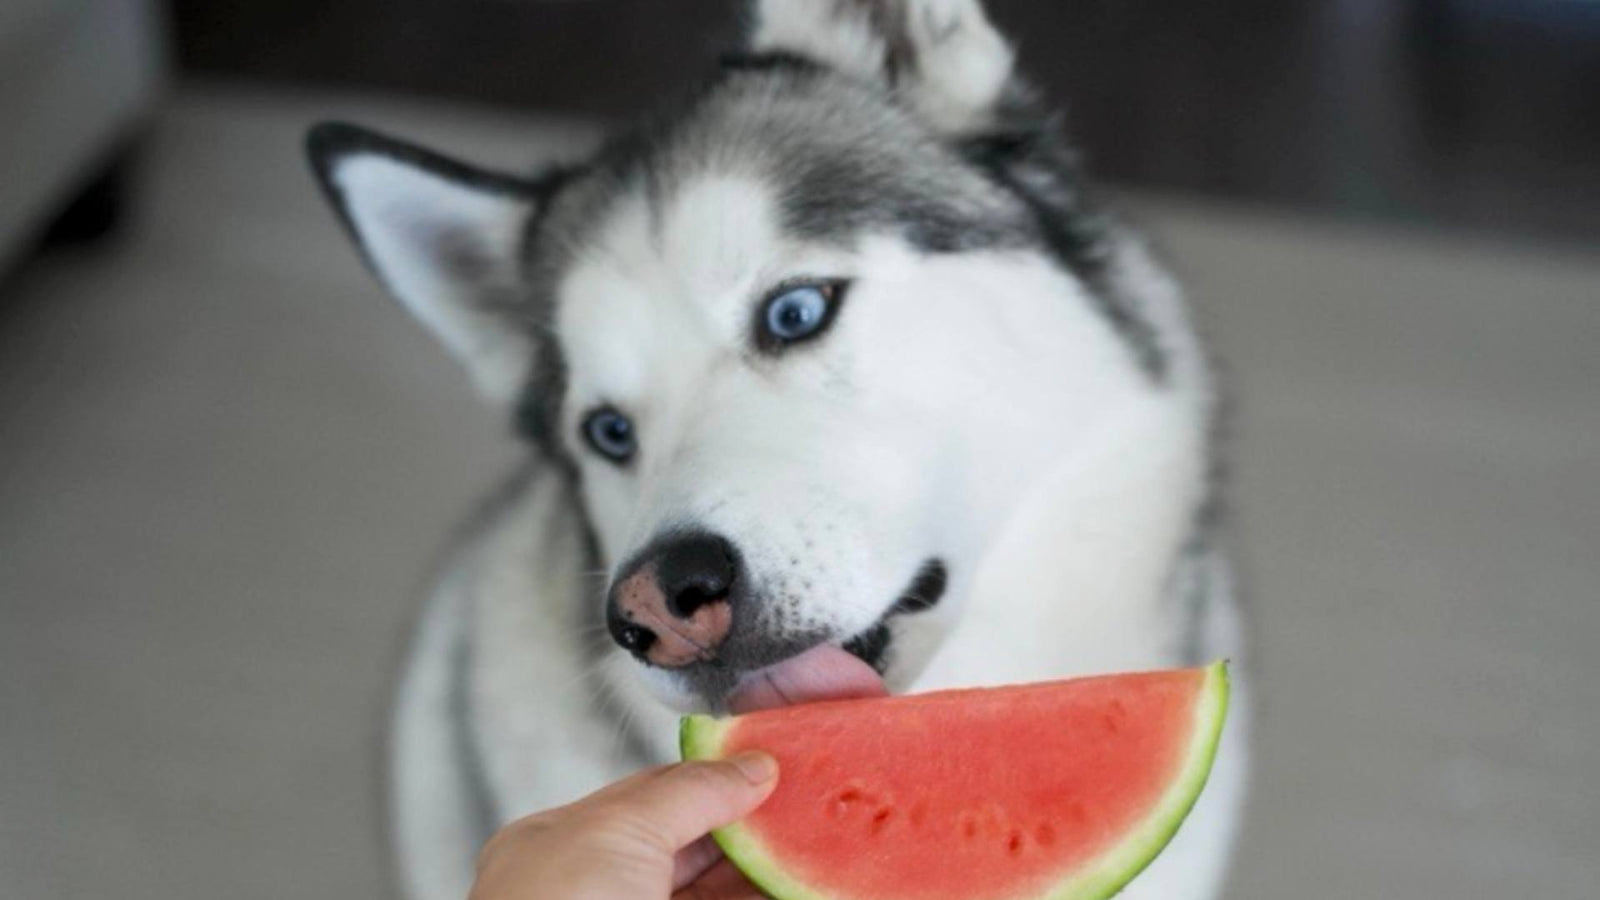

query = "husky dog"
[{"left": 307, "top": 1, "right": 1248, "bottom": 897}]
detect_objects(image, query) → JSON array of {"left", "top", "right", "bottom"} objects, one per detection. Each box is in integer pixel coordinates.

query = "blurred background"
[{"left": 1, "top": 1, "right": 1596, "bottom": 898}]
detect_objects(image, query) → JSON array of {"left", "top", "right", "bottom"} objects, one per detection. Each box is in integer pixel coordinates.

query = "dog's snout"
[{"left": 607, "top": 533, "right": 737, "bottom": 667}]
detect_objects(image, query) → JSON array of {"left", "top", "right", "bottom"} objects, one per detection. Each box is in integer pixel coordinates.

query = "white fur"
[
  {"left": 752, "top": 0, "right": 889, "bottom": 81},
  {"left": 388, "top": 570, "right": 478, "bottom": 900},
  {"left": 330, "top": 155, "right": 534, "bottom": 403},
  {"left": 899, "top": 0, "right": 1016, "bottom": 131},
  {"left": 754, "top": 0, "right": 1015, "bottom": 132}
]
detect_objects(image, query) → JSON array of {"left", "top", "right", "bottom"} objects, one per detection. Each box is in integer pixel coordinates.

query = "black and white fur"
[{"left": 307, "top": 2, "right": 1249, "bottom": 897}]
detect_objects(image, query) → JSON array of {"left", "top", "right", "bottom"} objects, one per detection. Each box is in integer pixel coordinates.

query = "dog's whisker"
[
  {"left": 546, "top": 652, "right": 621, "bottom": 698},
  {"left": 558, "top": 620, "right": 615, "bottom": 640},
  {"left": 604, "top": 690, "right": 644, "bottom": 764}
]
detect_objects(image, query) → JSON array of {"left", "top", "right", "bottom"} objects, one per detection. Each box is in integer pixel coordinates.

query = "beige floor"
[{"left": 1, "top": 85, "right": 1596, "bottom": 899}]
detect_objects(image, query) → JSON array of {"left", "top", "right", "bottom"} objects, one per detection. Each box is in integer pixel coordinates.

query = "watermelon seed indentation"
[
  {"left": 870, "top": 807, "right": 893, "bottom": 835},
  {"left": 1007, "top": 829, "right": 1025, "bottom": 857},
  {"left": 830, "top": 786, "right": 868, "bottom": 819}
]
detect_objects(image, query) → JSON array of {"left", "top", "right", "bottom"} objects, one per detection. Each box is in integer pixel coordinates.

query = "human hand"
[{"left": 467, "top": 751, "right": 779, "bottom": 900}]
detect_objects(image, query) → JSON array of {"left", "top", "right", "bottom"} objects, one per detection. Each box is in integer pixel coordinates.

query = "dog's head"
[{"left": 309, "top": 0, "right": 1179, "bottom": 711}]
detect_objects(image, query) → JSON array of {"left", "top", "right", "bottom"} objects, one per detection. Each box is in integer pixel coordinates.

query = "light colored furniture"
[{"left": 0, "top": 0, "right": 164, "bottom": 267}]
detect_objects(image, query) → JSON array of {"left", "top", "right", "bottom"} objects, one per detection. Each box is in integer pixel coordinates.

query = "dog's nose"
[{"left": 607, "top": 533, "right": 738, "bottom": 667}]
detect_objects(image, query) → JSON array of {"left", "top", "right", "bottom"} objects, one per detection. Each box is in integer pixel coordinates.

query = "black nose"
[
  {"left": 607, "top": 533, "right": 740, "bottom": 667},
  {"left": 656, "top": 532, "right": 737, "bottom": 618}
]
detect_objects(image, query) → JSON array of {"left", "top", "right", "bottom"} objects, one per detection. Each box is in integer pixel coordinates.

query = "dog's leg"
[{"left": 389, "top": 580, "right": 485, "bottom": 900}]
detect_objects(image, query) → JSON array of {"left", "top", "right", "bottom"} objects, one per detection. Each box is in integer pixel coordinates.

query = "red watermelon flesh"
[{"left": 681, "top": 662, "right": 1229, "bottom": 900}]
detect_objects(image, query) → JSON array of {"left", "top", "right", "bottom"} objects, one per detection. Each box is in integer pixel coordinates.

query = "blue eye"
[
  {"left": 582, "top": 408, "right": 636, "bottom": 463},
  {"left": 758, "top": 282, "right": 845, "bottom": 350}
]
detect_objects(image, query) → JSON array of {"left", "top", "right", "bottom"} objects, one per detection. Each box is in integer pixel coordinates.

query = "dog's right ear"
[
  {"left": 749, "top": 0, "right": 1016, "bottom": 133},
  {"left": 307, "top": 122, "right": 546, "bottom": 405}
]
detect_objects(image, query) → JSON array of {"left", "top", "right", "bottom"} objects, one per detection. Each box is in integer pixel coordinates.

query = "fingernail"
[{"left": 729, "top": 751, "right": 778, "bottom": 785}]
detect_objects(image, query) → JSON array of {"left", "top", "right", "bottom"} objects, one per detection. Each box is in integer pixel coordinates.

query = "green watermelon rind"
[{"left": 680, "top": 661, "right": 1231, "bottom": 900}]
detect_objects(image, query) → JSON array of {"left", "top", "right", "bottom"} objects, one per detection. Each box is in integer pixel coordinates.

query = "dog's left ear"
[
  {"left": 749, "top": 0, "right": 1015, "bottom": 133},
  {"left": 307, "top": 122, "right": 548, "bottom": 405}
]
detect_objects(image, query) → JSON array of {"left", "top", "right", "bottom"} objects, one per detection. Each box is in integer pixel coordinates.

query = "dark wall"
[{"left": 170, "top": 0, "right": 1600, "bottom": 242}]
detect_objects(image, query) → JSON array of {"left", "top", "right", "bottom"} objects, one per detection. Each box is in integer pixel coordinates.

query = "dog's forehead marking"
[
  {"left": 657, "top": 174, "right": 784, "bottom": 300},
  {"left": 555, "top": 173, "right": 785, "bottom": 405}
]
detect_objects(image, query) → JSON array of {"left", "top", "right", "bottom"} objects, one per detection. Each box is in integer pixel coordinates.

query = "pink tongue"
[{"left": 727, "top": 644, "right": 887, "bottom": 714}]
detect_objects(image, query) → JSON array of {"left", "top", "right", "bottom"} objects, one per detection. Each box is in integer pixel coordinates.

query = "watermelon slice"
[{"left": 680, "top": 661, "right": 1229, "bottom": 900}]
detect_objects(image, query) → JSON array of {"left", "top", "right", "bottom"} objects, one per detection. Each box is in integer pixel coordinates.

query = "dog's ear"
[
  {"left": 307, "top": 122, "right": 546, "bottom": 405},
  {"left": 749, "top": 0, "right": 1015, "bottom": 132}
]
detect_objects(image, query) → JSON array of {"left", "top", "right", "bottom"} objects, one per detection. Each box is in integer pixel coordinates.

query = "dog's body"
[{"left": 308, "top": 3, "right": 1249, "bottom": 898}]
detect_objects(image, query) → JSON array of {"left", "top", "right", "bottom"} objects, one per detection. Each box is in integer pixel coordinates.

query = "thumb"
[{"left": 605, "top": 752, "right": 779, "bottom": 851}]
